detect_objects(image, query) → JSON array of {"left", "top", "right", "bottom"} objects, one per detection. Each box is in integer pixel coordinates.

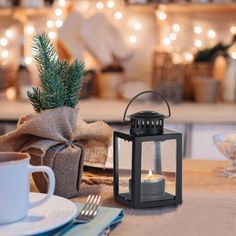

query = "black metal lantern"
[{"left": 113, "top": 91, "right": 182, "bottom": 208}]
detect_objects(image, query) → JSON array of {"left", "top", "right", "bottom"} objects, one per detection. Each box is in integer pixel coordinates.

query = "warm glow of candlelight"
[
  {"left": 148, "top": 169, "right": 153, "bottom": 180},
  {"left": 107, "top": 0, "right": 115, "bottom": 9},
  {"left": 96, "top": 1, "right": 104, "bottom": 10},
  {"left": 47, "top": 20, "right": 54, "bottom": 28},
  {"left": 114, "top": 11, "right": 123, "bottom": 20},
  {"left": 184, "top": 52, "right": 193, "bottom": 62},
  {"left": 194, "top": 25, "right": 202, "bottom": 34},
  {"left": 208, "top": 29, "right": 216, "bottom": 39},
  {"left": 55, "top": 8, "right": 63, "bottom": 16},
  {"left": 5, "top": 30, "right": 13, "bottom": 39},
  {"left": 26, "top": 25, "right": 34, "bottom": 35},
  {"left": 55, "top": 20, "right": 63, "bottom": 28},
  {"left": 25, "top": 57, "right": 32, "bottom": 65},
  {"left": 48, "top": 31, "right": 57, "bottom": 40},
  {"left": 162, "top": 37, "right": 171, "bottom": 46},
  {"left": 156, "top": 10, "right": 167, "bottom": 21},
  {"left": 58, "top": 0, "right": 66, "bottom": 7},
  {"left": 0, "top": 37, "right": 8, "bottom": 47},
  {"left": 230, "top": 26, "right": 236, "bottom": 34},
  {"left": 134, "top": 22, "right": 142, "bottom": 31},
  {"left": 231, "top": 52, "right": 236, "bottom": 59},
  {"left": 172, "top": 24, "right": 180, "bottom": 33},
  {"left": 194, "top": 39, "right": 202, "bottom": 48},
  {"left": 129, "top": 35, "right": 137, "bottom": 44},
  {"left": 6, "top": 87, "right": 16, "bottom": 100},
  {"left": 1, "top": 50, "right": 9, "bottom": 58},
  {"left": 169, "top": 32, "right": 177, "bottom": 41}
]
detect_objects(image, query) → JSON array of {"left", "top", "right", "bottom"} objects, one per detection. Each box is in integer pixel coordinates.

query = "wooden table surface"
[
  {"left": 182, "top": 160, "right": 236, "bottom": 193},
  {"left": 31, "top": 159, "right": 236, "bottom": 197},
  {"left": 30, "top": 160, "right": 236, "bottom": 235},
  {"left": 30, "top": 160, "right": 236, "bottom": 194}
]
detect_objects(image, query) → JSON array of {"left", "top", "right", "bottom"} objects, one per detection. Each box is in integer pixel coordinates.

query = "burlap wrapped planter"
[
  {"left": 0, "top": 107, "right": 112, "bottom": 198},
  {"left": 30, "top": 145, "right": 84, "bottom": 198},
  {"left": 82, "top": 140, "right": 109, "bottom": 168}
]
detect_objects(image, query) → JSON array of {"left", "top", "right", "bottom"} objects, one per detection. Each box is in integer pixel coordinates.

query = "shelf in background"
[
  {"left": 0, "top": 7, "right": 51, "bottom": 18},
  {"left": 0, "top": 98, "right": 236, "bottom": 125},
  {"left": 127, "top": 3, "right": 236, "bottom": 14},
  {"left": 159, "top": 3, "right": 236, "bottom": 14},
  {"left": 0, "top": 3, "right": 235, "bottom": 17}
]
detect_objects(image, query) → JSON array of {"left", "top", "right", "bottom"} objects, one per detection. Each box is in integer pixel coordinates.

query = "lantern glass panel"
[
  {"left": 117, "top": 137, "right": 132, "bottom": 201},
  {"left": 140, "top": 139, "right": 176, "bottom": 202}
]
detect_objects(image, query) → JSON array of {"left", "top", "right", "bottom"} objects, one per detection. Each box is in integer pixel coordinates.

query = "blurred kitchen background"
[{"left": 0, "top": 0, "right": 236, "bottom": 163}]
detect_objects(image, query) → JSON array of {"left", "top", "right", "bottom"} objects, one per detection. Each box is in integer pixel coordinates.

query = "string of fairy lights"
[
  {"left": 156, "top": 8, "right": 236, "bottom": 62},
  {"left": 0, "top": 0, "right": 236, "bottom": 66}
]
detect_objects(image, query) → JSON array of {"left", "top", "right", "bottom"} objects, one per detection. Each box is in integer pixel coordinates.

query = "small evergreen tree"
[{"left": 27, "top": 32, "right": 84, "bottom": 113}]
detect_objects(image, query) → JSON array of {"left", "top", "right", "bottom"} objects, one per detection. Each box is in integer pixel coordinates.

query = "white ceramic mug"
[{"left": 0, "top": 152, "right": 55, "bottom": 224}]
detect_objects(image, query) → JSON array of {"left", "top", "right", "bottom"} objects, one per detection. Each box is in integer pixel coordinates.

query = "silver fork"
[
  {"left": 54, "top": 195, "right": 101, "bottom": 236},
  {"left": 76, "top": 195, "right": 101, "bottom": 223}
]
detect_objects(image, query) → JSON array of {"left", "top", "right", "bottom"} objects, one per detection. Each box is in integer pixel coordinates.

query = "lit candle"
[{"left": 129, "top": 170, "right": 165, "bottom": 201}]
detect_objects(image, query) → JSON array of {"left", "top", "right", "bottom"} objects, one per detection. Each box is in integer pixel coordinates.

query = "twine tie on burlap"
[{"left": 65, "top": 139, "right": 74, "bottom": 147}]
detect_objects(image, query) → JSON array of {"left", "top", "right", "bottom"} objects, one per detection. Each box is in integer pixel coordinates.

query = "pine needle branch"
[
  {"left": 27, "top": 32, "right": 84, "bottom": 113},
  {"left": 27, "top": 88, "right": 43, "bottom": 113},
  {"left": 64, "top": 60, "right": 85, "bottom": 108}
]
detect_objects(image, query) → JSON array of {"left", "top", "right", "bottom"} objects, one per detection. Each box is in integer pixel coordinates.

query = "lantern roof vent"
[
  {"left": 129, "top": 111, "right": 165, "bottom": 119},
  {"left": 123, "top": 91, "right": 171, "bottom": 135}
]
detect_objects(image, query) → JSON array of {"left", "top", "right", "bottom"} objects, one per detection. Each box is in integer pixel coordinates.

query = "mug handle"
[{"left": 28, "top": 165, "right": 55, "bottom": 209}]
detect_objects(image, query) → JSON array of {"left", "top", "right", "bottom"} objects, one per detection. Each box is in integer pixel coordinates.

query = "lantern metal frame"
[{"left": 113, "top": 91, "right": 182, "bottom": 208}]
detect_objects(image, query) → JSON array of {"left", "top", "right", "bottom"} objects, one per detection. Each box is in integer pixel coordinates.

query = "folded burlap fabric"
[{"left": 0, "top": 106, "right": 112, "bottom": 198}]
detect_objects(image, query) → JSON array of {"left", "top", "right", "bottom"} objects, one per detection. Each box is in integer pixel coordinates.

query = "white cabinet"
[
  {"left": 191, "top": 124, "right": 236, "bottom": 160},
  {"left": 111, "top": 123, "right": 236, "bottom": 161}
]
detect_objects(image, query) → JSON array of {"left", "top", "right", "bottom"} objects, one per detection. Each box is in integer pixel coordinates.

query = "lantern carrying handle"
[{"left": 123, "top": 90, "right": 171, "bottom": 122}]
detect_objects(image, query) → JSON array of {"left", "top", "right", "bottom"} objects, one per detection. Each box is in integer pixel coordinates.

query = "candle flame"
[{"left": 148, "top": 169, "right": 153, "bottom": 180}]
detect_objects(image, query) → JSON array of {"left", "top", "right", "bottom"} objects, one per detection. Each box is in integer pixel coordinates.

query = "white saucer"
[{"left": 0, "top": 192, "right": 77, "bottom": 236}]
